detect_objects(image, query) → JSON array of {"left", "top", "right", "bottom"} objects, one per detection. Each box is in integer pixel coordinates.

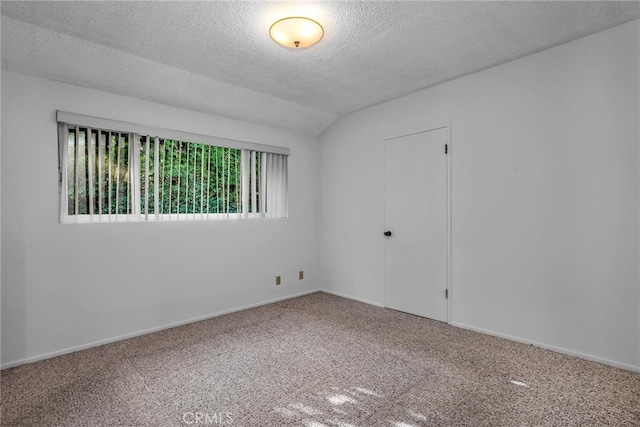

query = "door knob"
[{"left": 384, "top": 231, "right": 392, "bottom": 237}]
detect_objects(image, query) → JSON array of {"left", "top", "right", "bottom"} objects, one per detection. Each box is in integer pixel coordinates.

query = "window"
[{"left": 57, "top": 111, "right": 288, "bottom": 223}]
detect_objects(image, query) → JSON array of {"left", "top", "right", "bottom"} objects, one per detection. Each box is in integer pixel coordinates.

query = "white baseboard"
[
  {"left": 1, "top": 289, "right": 321, "bottom": 370},
  {"left": 317, "top": 291, "right": 640, "bottom": 373},
  {"left": 320, "top": 289, "right": 384, "bottom": 308},
  {"left": 450, "top": 321, "right": 640, "bottom": 374},
  {"left": 6, "top": 289, "right": 637, "bottom": 375},
  {"left": 320, "top": 289, "right": 640, "bottom": 373}
]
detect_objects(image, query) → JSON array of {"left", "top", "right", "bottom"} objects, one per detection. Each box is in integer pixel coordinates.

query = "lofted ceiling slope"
[{"left": 2, "top": 1, "right": 639, "bottom": 136}]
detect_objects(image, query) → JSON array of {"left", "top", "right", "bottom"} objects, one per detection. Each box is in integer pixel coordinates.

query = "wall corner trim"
[{"left": 319, "top": 289, "right": 385, "bottom": 308}]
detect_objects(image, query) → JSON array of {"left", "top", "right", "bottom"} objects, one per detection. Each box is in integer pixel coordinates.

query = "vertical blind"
[{"left": 58, "top": 112, "right": 289, "bottom": 223}]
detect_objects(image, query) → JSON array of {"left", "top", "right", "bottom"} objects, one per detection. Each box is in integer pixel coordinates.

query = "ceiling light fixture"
[{"left": 269, "top": 17, "right": 324, "bottom": 49}]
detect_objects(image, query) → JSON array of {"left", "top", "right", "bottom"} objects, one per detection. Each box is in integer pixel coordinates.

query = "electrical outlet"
[
  {"left": 299, "top": 271, "right": 304, "bottom": 280},
  {"left": 275, "top": 275, "right": 281, "bottom": 285}
]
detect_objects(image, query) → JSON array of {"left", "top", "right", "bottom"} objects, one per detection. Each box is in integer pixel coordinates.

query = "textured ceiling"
[{"left": 2, "top": 1, "right": 639, "bottom": 136}]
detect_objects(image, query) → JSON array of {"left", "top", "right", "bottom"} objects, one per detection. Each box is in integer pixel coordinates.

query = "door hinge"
[
  {"left": 445, "top": 144, "right": 448, "bottom": 154},
  {"left": 445, "top": 289, "right": 448, "bottom": 299}
]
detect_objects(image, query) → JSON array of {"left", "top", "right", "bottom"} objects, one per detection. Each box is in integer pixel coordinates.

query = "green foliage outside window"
[{"left": 67, "top": 131, "right": 242, "bottom": 216}]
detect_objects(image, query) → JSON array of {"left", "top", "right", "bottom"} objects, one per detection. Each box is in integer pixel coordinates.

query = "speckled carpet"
[{"left": 2, "top": 292, "right": 639, "bottom": 426}]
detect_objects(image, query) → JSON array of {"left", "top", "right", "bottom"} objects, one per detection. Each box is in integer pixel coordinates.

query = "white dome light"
[{"left": 269, "top": 17, "right": 324, "bottom": 49}]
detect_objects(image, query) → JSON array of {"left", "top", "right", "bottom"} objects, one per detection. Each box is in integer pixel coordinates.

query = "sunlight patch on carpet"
[
  {"left": 291, "top": 402, "right": 323, "bottom": 416},
  {"left": 328, "top": 394, "right": 357, "bottom": 405},
  {"left": 353, "top": 387, "right": 383, "bottom": 397},
  {"left": 408, "top": 410, "right": 428, "bottom": 421}
]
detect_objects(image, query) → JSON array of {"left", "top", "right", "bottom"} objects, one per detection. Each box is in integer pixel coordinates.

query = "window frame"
[{"left": 57, "top": 111, "right": 289, "bottom": 224}]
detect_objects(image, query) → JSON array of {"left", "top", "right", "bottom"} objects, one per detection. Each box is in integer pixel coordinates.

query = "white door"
[{"left": 384, "top": 127, "right": 449, "bottom": 321}]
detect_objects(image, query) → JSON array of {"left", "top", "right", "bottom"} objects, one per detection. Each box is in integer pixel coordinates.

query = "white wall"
[
  {"left": 1, "top": 72, "right": 320, "bottom": 367},
  {"left": 319, "top": 20, "right": 640, "bottom": 371}
]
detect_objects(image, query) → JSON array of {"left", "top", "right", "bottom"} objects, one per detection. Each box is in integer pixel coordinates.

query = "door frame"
[{"left": 382, "top": 122, "right": 452, "bottom": 323}]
